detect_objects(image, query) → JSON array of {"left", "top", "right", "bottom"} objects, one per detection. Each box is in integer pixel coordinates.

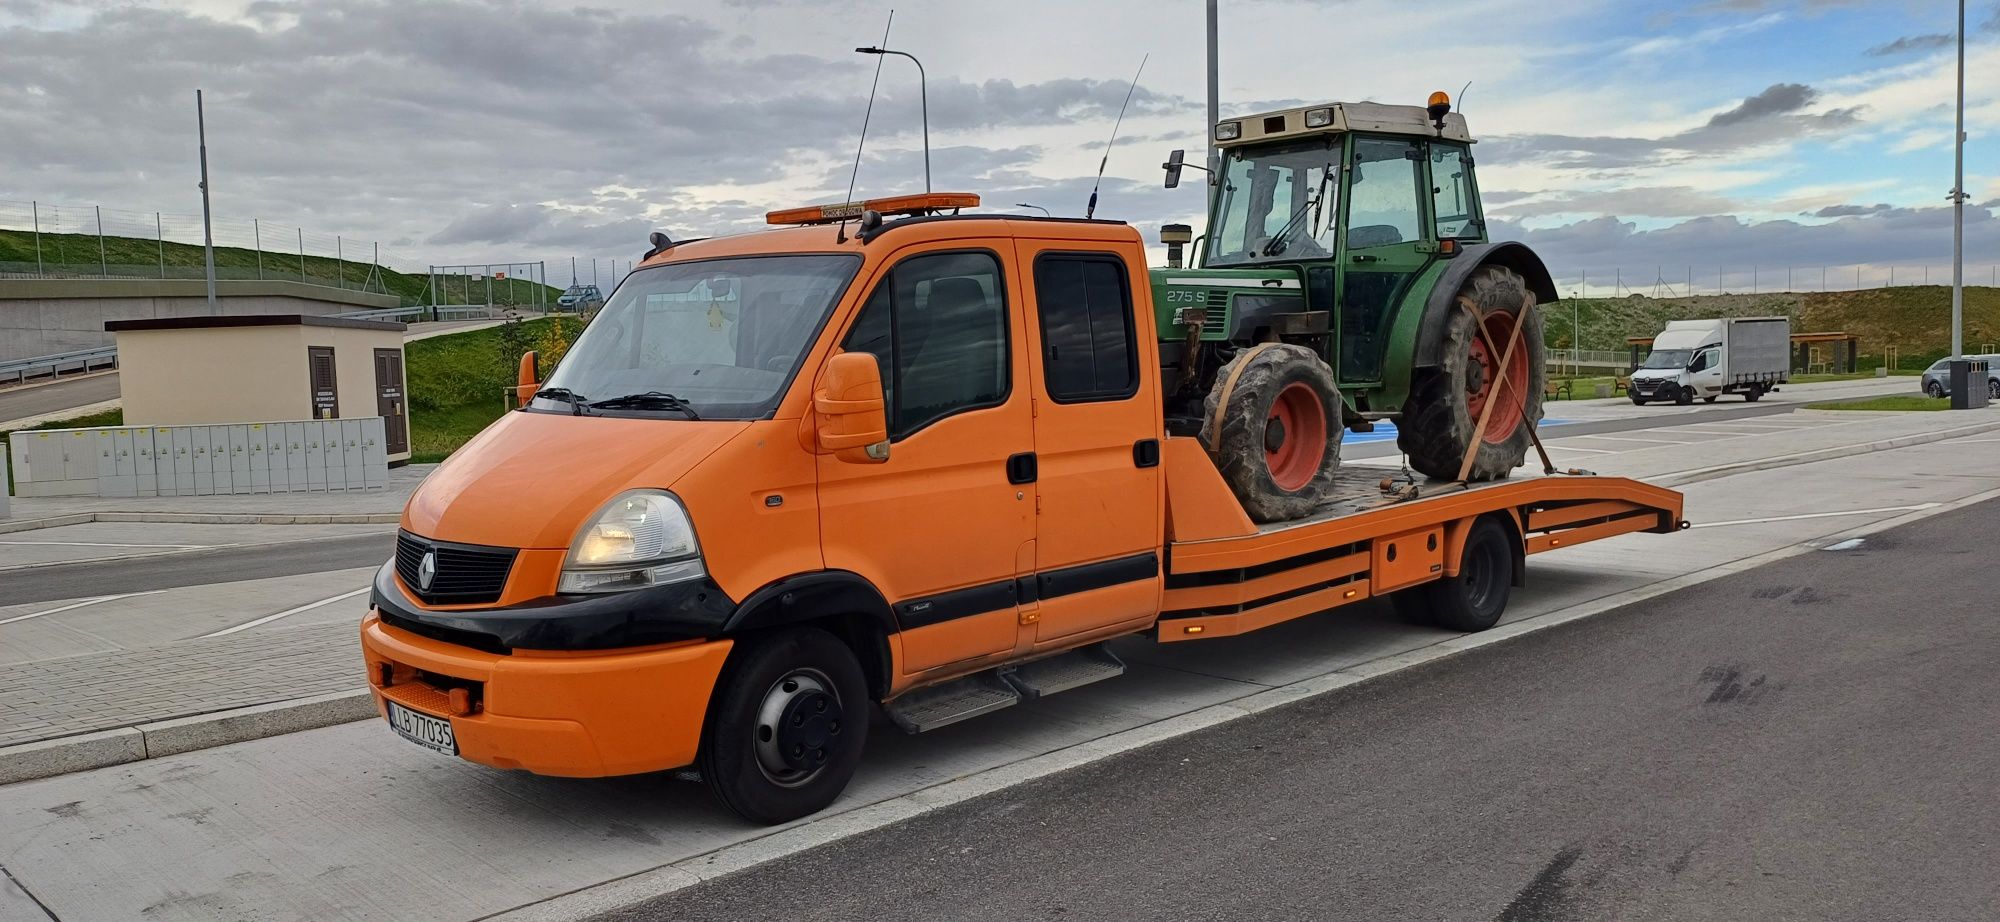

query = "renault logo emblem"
[{"left": 418, "top": 551, "right": 437, "bottom": 591}]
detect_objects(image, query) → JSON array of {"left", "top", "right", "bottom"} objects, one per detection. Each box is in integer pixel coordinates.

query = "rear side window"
[
  {"left": 841, "top": 251, "right": 1010, "bottom": 439},
  {"left": 1033, "top": 254, "right": 1138, "bottom": 402}
]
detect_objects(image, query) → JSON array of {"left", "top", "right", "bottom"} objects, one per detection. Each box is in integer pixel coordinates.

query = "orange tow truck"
[{"left": 362, "top": 193, "right": 1684, "bottom": 824}]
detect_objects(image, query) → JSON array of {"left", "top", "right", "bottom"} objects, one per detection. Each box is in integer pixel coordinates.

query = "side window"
[
  {"left": 1033, "top": 254, "right": 1138, "bottom": 402},
  {"left": 1429, "top": 143, "right": 1479, "bottom": 239},
  {"left": 1347, "top": 138, "right": 1423, "bottom": 249},
  {"left": 840, "top": 251, "right": 1009, "bottom": 439}
]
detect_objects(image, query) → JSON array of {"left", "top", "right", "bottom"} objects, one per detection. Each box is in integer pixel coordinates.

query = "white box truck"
[{"left": 1630, "top": 317, "right": 1791, "bottom": 405}]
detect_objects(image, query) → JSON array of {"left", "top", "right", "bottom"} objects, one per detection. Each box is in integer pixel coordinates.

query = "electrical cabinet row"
[{"left": 8, "top": 417, "right": 389, "bottom": 498}]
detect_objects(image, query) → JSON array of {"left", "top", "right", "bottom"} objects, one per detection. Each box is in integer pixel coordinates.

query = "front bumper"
[
  {"left": 370, "top": 560, "right": 736, "bottom": 651},
  {"left": 361, "top": 612, "right": 733, "bottom": 777}
]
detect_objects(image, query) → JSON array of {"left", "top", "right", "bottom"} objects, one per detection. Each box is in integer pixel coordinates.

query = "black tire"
[
  {"left": 1400, "top": 266, "right": 1546, "bottom": 482},
  {"left": 698, "top": 627, "right": 870, "bottom": 825},
  {"left": 1925, "top": 380, "right": 1945, "bottom": 398},
  {"left": 1675, "top": 386, "right": 1695, "bottom": 406},
  {"left": 1409, "top": 517, "right": 1515, "bottom": 632},
  {"left": 1629, "top": 395, "right": 1647, "bottom": 406},
  {"left": 1200, "top": 343, "right": 1343, "bottom": 522},
  {"left": 1702, "top": 395, "right": 1717, "bottom": 404},
  {"left": 1744, "top": 386, "right": 1762, "bottom": 402},
  {"left": 1988, "top": 379, "right": 1999, "bottom": 400}
]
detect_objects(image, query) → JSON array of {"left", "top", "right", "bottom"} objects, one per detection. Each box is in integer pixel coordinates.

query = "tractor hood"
[
  {"left": 403, "top": 411, "right": 748, "bottom": 550},
  {"left": 1149, "top": 267, "right": 1305, "bottom": 342}
]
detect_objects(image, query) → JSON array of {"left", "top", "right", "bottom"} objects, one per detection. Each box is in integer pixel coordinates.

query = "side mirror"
[
  {"left": 1162, "top": 149, "right": 1186, "bottom": 189},
  {"left": 814, "top": 352, "right": 890, "bottom": 463},
  {"left": 516, "top": 350, "right": 539, "bottom": 408}
]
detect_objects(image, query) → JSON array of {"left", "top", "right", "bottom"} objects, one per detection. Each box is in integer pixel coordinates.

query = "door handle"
[
  {"left": 1133, "top": 439, "right": 1160, "bottom": 468},
  {"left": 1006, "top": 452, "right": 1038, "bottom": 484},
  {"left": 1351, "top": 254, "right": 1380, "bottom": 263}
]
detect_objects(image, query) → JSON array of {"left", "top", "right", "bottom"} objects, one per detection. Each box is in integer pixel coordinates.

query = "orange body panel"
[
  {"left": 1371, "top": 526, "right": 1444, "bottom": 594},
  {"left": 361, "top": 613, "right": 731, "bottom": 776},
  {"left": 1158, "top": 581, "right": 1374, "bottom": 642},
  {"left": 1162, "top": 437, "right": 1258, "bottom": 541}
]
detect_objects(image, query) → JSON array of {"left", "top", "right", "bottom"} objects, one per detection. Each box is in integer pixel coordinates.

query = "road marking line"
[
  {"left": 204, "top": 587, "right": 371, "bottom": 637},
  {"left": 1690, "top": 504, "right": 1940, "bottom": 529},
  {"left": 0, "top": 541, "right": 212, "bottom": 549},
  {"left": 0, "top": 591, "right": 168, "bottom": 626},
  {"left": 1568, "top": 434, "right": 1689, "bottom": 444},
  {"left": 1666, "top": 429, "right": 1753, "bottom": 436},
  {"left": 1945, "top": 437, "right": 2000, "bottom": 444},
  {"left": 1545, "top": 445, "right": 1617, "bottom": 454}
]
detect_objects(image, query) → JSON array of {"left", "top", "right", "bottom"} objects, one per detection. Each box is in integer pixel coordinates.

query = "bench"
[
  {"left": 1615, "top": 374, "right": 1631, "bottom": 394},
  {"left": 1544, "top": 379, "right": 1572, "bottom": 401}
]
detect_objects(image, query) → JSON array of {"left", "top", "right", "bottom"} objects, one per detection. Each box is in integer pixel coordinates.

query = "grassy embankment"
[
  {"left": 0, "top": 229, "right": 560, "bottom": 308},
  {"left": 1805, "top": 396, "right": 1952, "bottom": 412}
]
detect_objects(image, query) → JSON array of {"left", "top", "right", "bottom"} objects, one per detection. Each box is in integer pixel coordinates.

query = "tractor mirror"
[
  {"left": 516, "top": 351, "right": 539, "bottom": 408},
  {"left": 1163, "top": 149, "right": 1186, "bottom": 189},
  {"left": 814, "top": 352, "right": 890, "bottom": 464}
]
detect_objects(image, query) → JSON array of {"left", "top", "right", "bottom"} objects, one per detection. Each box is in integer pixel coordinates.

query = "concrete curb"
[
  {"left": 487, "top": 483, "right": 2000, "bottom": 922},
  {"left": 0, "top": 689, "right": 373, "bottom": 786},
  {"left": 0, "top": 510, "right": 400, "bottom": 535}
]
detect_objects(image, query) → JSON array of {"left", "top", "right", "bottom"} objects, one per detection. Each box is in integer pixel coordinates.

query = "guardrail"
[
  {"left": 0, "top": 346, "right": 118, "bottom": 386},
  {"left": 336, "top": 305, "right": 506, "bottom": 323}
]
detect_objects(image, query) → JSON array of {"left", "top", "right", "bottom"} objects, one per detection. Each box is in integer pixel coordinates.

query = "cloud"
[
  {"left": 1809, "top": 203, "right": 1892, "bottom": 217},
  {"left": 1483, "top": 83, "right": 1861, "bottom": 169},
  {"left": 1490, "top": 186, "right": 1746, "bottom": 220},
  {"left": 1868, "top": 33, "right": 1954, "bottom": 55}
]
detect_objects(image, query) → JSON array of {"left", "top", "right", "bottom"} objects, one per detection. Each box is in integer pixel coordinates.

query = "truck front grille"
[{"left": 395, "top": 531, "right": 517, "bottom": 605}]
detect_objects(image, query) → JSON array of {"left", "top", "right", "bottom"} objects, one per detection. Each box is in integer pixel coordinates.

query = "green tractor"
[{"left": 1154, "top": 93, "right": 1554, "bottom": 520}]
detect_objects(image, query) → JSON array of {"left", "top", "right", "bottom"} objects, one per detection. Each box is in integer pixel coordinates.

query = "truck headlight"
[{"left": 559, "top": 490, "right": 705, "bottom": 594}]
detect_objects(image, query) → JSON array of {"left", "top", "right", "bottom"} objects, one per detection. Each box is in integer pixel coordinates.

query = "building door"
[
  {"left": 815, "top": 247, "right": 1037, "bottom": 677},
  {"left": 1017, "top": 242, "right": 1163, "bottom": 646},
  {"left": 308, "top": 346, "right": 339, "bottom": 419},
  {"left": 374, "top": 348, "right": 408, "bottom": 454}
]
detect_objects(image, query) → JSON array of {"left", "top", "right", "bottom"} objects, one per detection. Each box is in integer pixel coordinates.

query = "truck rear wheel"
[
  {"left": 1200, "top": 343, "right": 1343, "bottom": 522},
  {"left": 698, "top": 627, "right": 869, "bottom": 825},
  {"left": 1406, "top": 517, "right": 1514, "bottom": 632},
  {"left": 1399, "top": 266, "right": 1546, "bottom": 482}
]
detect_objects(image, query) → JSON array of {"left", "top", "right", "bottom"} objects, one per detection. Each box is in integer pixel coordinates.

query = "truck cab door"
[
  {"left": 1690, "top": 345, "right": 1722, "bottom": 394},
  {"left": 1335, "top": 136, "right": 1431, "bottom": 387},
  {"left": 815, "top": 246, "right": 1037, "bottom": 677},
  {"left": 1014, "top": 240, "right": 1164, "bottom": 647}
]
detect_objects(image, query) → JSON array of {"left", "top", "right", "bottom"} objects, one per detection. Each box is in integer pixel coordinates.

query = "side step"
[{"left": 884, "top": 643, "right": 1128, "bottom": 734}]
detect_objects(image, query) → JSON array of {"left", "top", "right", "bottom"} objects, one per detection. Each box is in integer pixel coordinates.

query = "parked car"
[
  {"left": 556, "top": 284, "right": 604, "bottom": 311},
  {"left": 1919, "top": 356, "right": 2000, "bottom": 399}
]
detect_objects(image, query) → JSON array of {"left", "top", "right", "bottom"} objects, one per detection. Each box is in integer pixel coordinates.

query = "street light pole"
[
  {"left": 1206, "top": 0, "right": 1220, "bottom": 181},
  {"left": 855, "top": 46, "right": 929, "bottom": 193},
  {"left": 1015, "top": 203, "right": 1051, "bottom": 217},
  {"left": 196, "top": 89, "right": 219, "bottom": 314},
  {"left": 1951, "top": 0, "right": 1967, "bottom": 361}
]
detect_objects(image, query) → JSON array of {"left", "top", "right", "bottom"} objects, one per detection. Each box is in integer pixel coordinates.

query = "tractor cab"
[{"left": 1157, "top": 98, "right": 1488, "bottom": 421}]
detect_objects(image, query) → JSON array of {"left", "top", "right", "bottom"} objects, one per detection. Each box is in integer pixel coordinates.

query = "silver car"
[{"left": 1920, "top": 356, "right": 2000, "bottom": 398}]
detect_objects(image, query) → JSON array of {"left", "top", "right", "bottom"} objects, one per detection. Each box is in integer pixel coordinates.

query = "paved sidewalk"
[
  {"left": 2, "top": 405, "right": 1996, "bottom": 785},
  {"left": 3, "top": 463, "right": 429, "bottom": 525}
]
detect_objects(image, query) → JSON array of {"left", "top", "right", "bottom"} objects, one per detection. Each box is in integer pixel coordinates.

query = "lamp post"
[
  {"left": 1015, "top": 203, "right": 1051, "bottom": 217},
  {"left": 855, "top": 46, "right": 929, "bottom": 193},
  {"left": 1950, "top": 0, "right": 1967, "bottom": 362}
]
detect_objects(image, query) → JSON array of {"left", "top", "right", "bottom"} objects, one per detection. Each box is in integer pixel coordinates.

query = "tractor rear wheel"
[
  {"left": 1201, "top": 343, "right": 1343, "bottom": 522},
  {"left": 1399, "top": 266, "right": 1546, "bottom": 482}
]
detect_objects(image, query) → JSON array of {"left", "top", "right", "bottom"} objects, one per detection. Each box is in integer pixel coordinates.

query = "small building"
[{"left": 107, "top": 314, "right": 411, "bottom": 464}]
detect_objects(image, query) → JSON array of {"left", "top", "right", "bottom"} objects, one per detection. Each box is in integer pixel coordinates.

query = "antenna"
[
  {"left": 840, "top": 10, "right": 895, "bottom": 242},
  {"left": 1457, "top": 80, "right": 1472, "bottom": 112},
  {"left": 1085, "top": 53, "right": 1149, "bottom": 220}
]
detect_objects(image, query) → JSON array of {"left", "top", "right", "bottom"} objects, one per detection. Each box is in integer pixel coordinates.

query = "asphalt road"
[
  {"left": 1347, "top": 398, "right": 1850, "bottom": 460},
  {"left": 611, "top": 497, "right": 2000, "bottom": 922},
  {"left": 0, "top": 531, "right": 392, "bottom": 606},
  {"left": 0, "top": 372, "right": 119, "bottom": 425}
]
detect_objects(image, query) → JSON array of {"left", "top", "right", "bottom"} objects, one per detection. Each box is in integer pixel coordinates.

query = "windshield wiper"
[
  {"left": 1263, "top": 163, "right": 1337, "bottom": 257},
  {"left": 532, "top": 387, "right": 588, "bottom": 416},
  {"left": 585, "top": 391, "right": 701, "bottom": 419}
]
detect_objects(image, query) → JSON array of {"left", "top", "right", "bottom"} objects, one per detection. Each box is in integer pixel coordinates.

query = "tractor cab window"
[
  {"left": 1429, "top": 143, "right": 1480, "bottom": 240},
  {"left": 1346, "top": 138, "right": 1424, "bottom": 249},
  {"left": 1208, "top": 139, "right": 1340, "bottom": 266}
]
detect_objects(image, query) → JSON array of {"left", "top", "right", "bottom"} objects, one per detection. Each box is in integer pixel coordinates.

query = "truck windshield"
[
  {"left": 537, "top": 254, "right": 861, "bottom": 419},
  {"left": 1209, "top": 139, "right": 1340, "bottom": 266},
  {"left": 1641, "top": 349, "right": 1692, "bottom": 370}
]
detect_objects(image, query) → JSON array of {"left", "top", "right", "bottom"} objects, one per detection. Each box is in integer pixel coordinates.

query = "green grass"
[
  {"left": 0, "top": 229, "right": 562, "bottom": 308},
  {"left": 1805, "top": 396, "right": 1952, "bottom": 411},
  {"left": 404, "top": 317, "right": 574, "bottom": 460}
]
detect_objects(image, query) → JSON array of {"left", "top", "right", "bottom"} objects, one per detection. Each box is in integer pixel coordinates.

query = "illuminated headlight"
[
  {"left": 1304, "top": 107, "right": 1334, "bottom": 128},
  {"left": 1213, "top": 120, "right": 1241, "bottom": 141},
  {"left": 558, "top": 491, "right": 705, "bottom": 594}
]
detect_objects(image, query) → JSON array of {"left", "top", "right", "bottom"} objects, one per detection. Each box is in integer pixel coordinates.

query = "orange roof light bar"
[{"left": 766, "top": 192, "right": 981, "bottom": 226}]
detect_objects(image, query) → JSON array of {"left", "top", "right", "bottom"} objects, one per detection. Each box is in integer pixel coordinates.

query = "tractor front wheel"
[
  {"left": 1399, "top": 266, "right": 1546, "bottom": 482},
  {"left": 1201, "top": 344, "right": 1343, "bottom": 522}
]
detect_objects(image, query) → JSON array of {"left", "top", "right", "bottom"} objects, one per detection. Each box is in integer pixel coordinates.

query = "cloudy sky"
[{"left": 1, "top": 0, "right": 1995, "bottom": 293}]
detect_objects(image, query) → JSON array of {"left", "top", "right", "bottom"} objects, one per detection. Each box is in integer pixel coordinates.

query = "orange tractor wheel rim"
[
  {"left": 1465, "top": 311, "right": 1529, "bottom": 445},
  {"left": 1265, "top": 382, "right": 1327, "bottom": 491}
]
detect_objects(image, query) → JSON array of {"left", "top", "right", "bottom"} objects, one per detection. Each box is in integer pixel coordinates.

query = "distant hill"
[
  {"left": 1548, "top": 286, "right": 2000, "bottom": 370},
  {"left": 0, "top": 229, "right": 561, "bottom": 308}
]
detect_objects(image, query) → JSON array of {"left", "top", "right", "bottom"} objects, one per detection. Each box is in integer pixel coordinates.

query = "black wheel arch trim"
[
  {"left": 724, "top": 570, "right": 897, "bottom": 635},
  {"left": 1412, "top": 242, "right": 1559, "bottom": 370}
]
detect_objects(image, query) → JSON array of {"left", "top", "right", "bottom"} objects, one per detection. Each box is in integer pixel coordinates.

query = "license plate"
[{"left": 386, "top": 700, "right": 458, "bottom": 756}]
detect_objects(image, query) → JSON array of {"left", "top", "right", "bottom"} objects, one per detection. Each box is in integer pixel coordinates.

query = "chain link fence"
[{"left": 1557, "top": 264, "right": 2000, "bottom": 299}]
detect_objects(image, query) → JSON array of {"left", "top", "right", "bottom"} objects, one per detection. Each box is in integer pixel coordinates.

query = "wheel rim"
[
  {"left": 1265, "top": 382, "right": 1328, "bottom": 491},
  {"left": 752, "top": 667, "right": 844, "bottom": 788},
  {"left": 1463, "top": 536, "right": 1505, "bottom": 615},
  {"left": 1464, "top": 311, "right": 1530, "bottom": 445}
]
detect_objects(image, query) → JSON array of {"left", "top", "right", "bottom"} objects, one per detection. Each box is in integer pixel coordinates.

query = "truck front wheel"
[
  {"left": 1200, "top": 343, "right": 1343, "bottom": 522},
  {"left": 698, "top": 627, "right": 870, "bottom": 825},
  {"left": 1399, "top": 266, "right": 1546, "bottom": 482}
]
